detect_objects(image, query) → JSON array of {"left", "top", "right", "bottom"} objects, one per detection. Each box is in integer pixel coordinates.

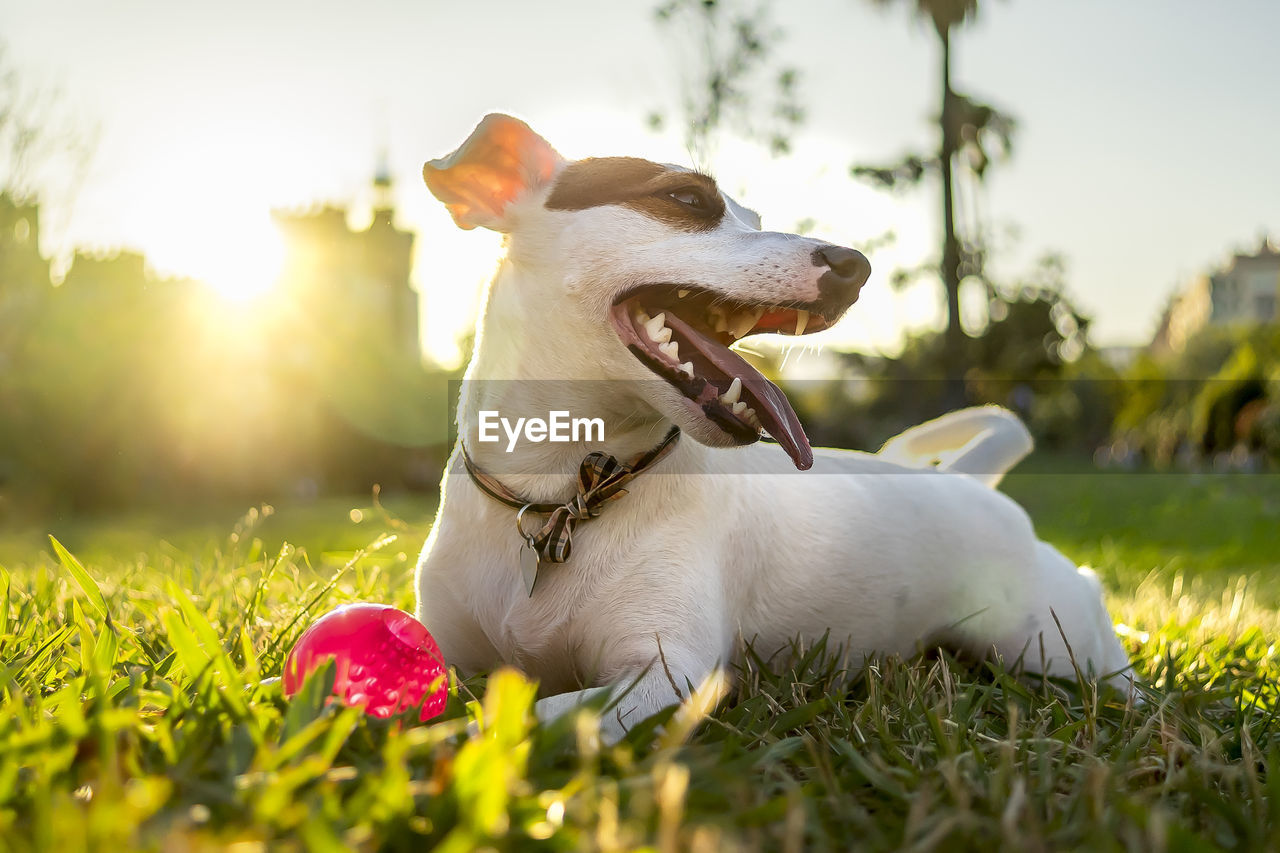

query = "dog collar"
[{"left": 460, "top": 426, "right": 681, "bottom": 594}]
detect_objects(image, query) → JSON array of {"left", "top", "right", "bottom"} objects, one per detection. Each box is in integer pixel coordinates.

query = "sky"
[{"left": 3, "top": 0, "right": 1278, "bottom": 368}]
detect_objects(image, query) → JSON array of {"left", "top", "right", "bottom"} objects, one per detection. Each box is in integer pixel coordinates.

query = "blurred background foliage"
[
  {"left": 0, "top": 224, "right": 456, "bottom": 518},
  {"left": 694, "top": 0, "right": 1280, "bottom": 472},
  {"left": 3, "top": 0, "right": 1280, "bottom": 527},
  {"left": 789, "top": 296, "right": 1280, "bottom": 469},
  {"left": 0, "top": 191, "right": 455, "bottom": 519}
]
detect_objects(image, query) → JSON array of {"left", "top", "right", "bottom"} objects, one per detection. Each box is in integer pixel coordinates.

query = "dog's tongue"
[{"left": 664, "top": 312, "right": 814, "bottom": 470}]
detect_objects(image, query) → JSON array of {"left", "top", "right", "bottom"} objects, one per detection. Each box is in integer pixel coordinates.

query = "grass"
[{"left": 1, "top": 467, "right": 1279, "bottom": 850}]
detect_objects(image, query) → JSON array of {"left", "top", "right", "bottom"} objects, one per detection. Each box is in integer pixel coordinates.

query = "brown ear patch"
[{"left": 544, "top": 157, "right": 725, "bottom": 232}]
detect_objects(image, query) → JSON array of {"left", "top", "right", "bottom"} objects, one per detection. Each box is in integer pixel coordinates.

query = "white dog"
[{"left": 414, "top": 114, "right": 1132, "bottom": 740}]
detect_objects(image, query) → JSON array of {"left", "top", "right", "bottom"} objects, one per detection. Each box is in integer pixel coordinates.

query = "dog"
[{"left": 414, "top": 114, "right": 1132, "bottom": 740}]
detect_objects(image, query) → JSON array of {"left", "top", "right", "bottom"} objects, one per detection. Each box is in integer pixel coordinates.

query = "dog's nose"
[{"left": 812, "top": 245, "right": 871, "bottom": 309}]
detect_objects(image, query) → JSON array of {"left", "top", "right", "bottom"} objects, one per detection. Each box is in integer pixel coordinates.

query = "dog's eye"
[{"left": 668, "top": 189, "right": 708, "bottom": 210}]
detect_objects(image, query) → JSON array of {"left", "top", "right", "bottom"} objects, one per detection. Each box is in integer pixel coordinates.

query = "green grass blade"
[
  {"left": 48, "top": 535, "right": 107, "bottom": 620},
  {"left": 161, "top": 608, "right": 212, "bottom": 681},
  {"left": 0, "top": 567, "right": 9, "bottom": 639}
]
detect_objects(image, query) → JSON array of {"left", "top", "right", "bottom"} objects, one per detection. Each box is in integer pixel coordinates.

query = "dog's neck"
[{"left": 456, "top": 262, "right": 683, "bottom": 502}]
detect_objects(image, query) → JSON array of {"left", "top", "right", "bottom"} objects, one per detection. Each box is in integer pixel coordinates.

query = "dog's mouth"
[{"left": 610, "top": 285, "right": 840, "bottom": 470}]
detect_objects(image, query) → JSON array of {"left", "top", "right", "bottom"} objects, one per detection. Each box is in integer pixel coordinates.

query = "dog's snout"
[
  {"left": 815, "top": 245, "right": 870, "bottom": 280},
  {"left": 811, "top": 245, "right": 871, "bottom": 309}
]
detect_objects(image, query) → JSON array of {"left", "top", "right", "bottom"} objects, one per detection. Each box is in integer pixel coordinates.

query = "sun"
[
  {"left": 121, "top": 135, "right": 291, "bottom": 303},
  {"left": 196, "top": 212, "right": 286, "bottom": 302},
  {"left": 145, "top": 205, "right": 286, "bottom": 302}
]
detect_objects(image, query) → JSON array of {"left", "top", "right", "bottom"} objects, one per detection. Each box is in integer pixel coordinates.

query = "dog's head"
[{"left": 424, "top": 114, "right": 870, "bottom": 470}]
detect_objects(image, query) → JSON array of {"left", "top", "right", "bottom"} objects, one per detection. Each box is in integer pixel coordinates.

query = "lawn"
[{"left": 2, "top": 467, "right": 1278, "bottom": 850}]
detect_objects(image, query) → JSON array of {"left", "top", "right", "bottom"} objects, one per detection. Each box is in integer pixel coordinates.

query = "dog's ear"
[{"left": 423, "top": 113, "right": 564, "bottom": 231}]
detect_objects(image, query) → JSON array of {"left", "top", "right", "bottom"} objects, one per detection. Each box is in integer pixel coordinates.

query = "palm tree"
[
  {"left": 855, "top": 1, "right": 1013, "bottom": 396},
  {"left": 925, "top": 0, "right": 980, "bottom": 368}
]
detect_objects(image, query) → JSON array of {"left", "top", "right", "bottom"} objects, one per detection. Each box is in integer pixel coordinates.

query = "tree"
[
  {"left": 852, "top": 1, "right": 1015, "bottom": 398},
  {"left": 0, "top": 43, "right": 97, "bottom": 259},
  {"left": 793, "top": 254, "right": 1101, "bottom": 453},
  {"left": 650, "top": 0, "right": 804, "bottom": 169}
]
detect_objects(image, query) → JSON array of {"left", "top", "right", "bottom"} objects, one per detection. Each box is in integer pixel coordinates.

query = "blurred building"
[
  {"left": 61, "top": 249, "right": 150, "bottom": 292},
  {"left": 272, "top": 165, "right": 420, "bottom": 364},
  {"left": 0, "top": 195, "right": 52, "bottom": 332},
  {"left": 1151, "top": 276, "right": 1211, "bottom": 355},
  {"left": 0, "top": 194, "right": 50, "bottom": 287},
  {"left": 0, "top": 194, "right": 52, "bottom": 493},
  {"left": 0, "top": 174, "right": 440, "bottom": 511},
  {"left": 1152, "top": 236, "right": 1280, "bottom": 353}
]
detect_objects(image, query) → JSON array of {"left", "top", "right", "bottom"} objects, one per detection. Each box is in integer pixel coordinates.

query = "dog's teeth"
[
  {"left": 635, "top": 308, "right": 651, "bottom": 325},
  {"left": 644, "top": 313, "right": 669, "bottom": 342},
  {"left": 731, "top": 401, "right": 747, "bottom": 416},
  {"left": 679, "top": 361, "right": 695, "bottom": 378},
  {"left": 707, "top": 307, "right": 727, "bottom": 334},
  {"left": 794, "top": 309, "right": 810, "bottom": 336},
  {"left": 659, "top": 340, "right": 679, "bottom": 361},
  {"left": 730, "top": 311, "right": 757, "bottom": 339},
  {"left": 721, "top": 376, "right": 742, "bottom": 405},
  {"left": 677, "top": 289, "right": 690, "bottom": 299}
]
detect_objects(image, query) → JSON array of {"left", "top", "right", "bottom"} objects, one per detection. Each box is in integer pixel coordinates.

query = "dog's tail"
[{"left": 877, "top": 405, "right": 1033, "bottom": 488}]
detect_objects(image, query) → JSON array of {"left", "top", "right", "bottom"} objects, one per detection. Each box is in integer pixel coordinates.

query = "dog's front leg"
[
  {"left": 534, "top": 634, "right": 724, "bottom": 744},
  {"left": 534, "top": 663, "right": 716, "bottom": 745}
]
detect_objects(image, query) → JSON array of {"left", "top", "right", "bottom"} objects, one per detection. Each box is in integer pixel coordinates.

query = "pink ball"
[{"left": 283, "top": 603, "right": 447, "bottom": 722}]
